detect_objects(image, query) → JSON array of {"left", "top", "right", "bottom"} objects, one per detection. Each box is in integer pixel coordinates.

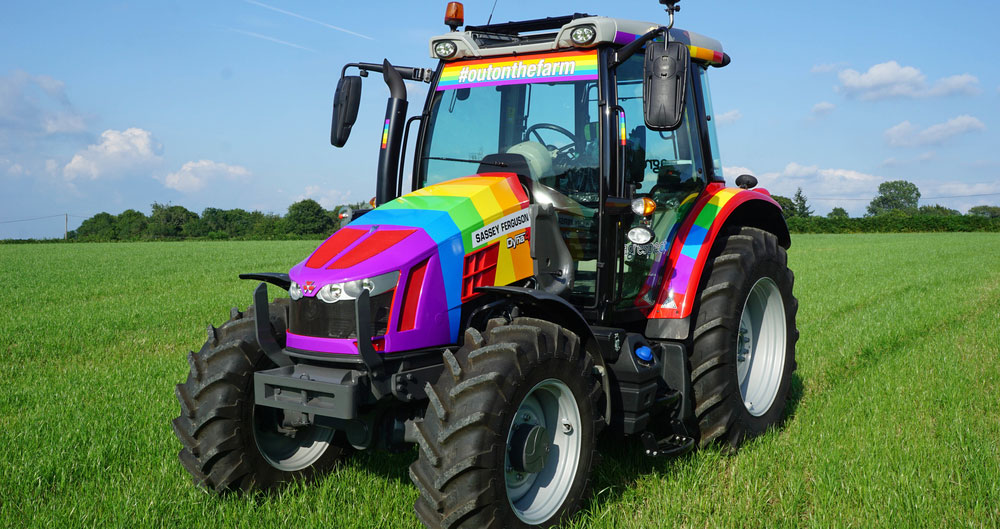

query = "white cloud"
[
  {"left": 837, "top": 61, "right": 979, "bottom": 100},
  {"left": 715, "top": 110, "right": 742, "bottom": 125},
  {"left": 0, "top": 71, "right": 88, "bottom": 143},
  {"left": 164, "top": 160, "right": 250, "bottom": 192},
  {"left": 297, "top": 185, "right": 353, "bottom": 209},
  {"left": 756, "top": 162, "right": 880, "bottom": 202},
  {"left": 811, "top": 101, "right": 835, "bottom": 116},
  {"left": 63, "top": 128, "right": 162, "bottom": 180},
  {"left": 884, "top": 115, "right": 985, "bottom": 147},
  {"left": 722, "top": 166, "right": 755, "bottom": 179}
]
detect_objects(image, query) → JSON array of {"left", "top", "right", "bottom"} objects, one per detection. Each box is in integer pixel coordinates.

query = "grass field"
[{"left": 1, "top": 233, "right": 998, "bottom": 528}]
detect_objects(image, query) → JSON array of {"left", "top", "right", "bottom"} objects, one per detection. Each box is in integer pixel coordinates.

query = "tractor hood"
[{"left": 286, "top": 173, "right": 533, "bottom": 355}]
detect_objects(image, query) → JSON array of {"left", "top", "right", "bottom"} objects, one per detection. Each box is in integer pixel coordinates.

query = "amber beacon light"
[{"left": 445, "top": 2, "right": 464, "bottom": 31}]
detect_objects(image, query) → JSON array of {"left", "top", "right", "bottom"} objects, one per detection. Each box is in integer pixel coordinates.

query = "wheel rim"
[
  {"left": 505, "top": 378, "right": 582, "bottom": 525},
  {"left": 736, "top": 277, "right": 787, "bottom": 417},
  {"left": 252, "top": 406, "right": 333, "bottom": 471}
]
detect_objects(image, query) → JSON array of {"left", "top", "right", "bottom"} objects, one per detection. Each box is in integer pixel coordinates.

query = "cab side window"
[{"left": 616, "top": 52, "right": 706, "bottom": 309}]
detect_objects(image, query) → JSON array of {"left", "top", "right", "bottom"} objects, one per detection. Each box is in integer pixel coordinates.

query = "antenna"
[
  {"left": 487, "top": 0, "right": 499, "bottom": 25},
  {"left": 659, "top": 0, "right": 680, "bottom": 29}
]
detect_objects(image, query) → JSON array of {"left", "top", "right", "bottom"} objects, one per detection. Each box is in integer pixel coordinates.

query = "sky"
[{"left": 2, "top": 0, "right": 998, "bottom": 238}]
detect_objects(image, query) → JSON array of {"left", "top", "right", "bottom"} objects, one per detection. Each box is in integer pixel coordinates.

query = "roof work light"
[{"left": 445, "top": 2, "right": 464, "bottom": 31}]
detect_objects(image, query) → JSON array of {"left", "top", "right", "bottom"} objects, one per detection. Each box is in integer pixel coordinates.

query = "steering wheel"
[{"left": 525, "top": 123, "right": 577, "bottom": 155}]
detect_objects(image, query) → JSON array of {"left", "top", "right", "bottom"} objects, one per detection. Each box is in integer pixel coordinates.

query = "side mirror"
[
  {"left": 643, "top": 41, "right": 689, "bottom": 131},
  {"left": 330, "top": 75, "right": 362, "bottom": 147}
]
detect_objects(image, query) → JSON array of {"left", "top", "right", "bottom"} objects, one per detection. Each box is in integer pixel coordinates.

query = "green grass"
[{"left": 1, "top": 234, "right": 998, "bottom": 528}]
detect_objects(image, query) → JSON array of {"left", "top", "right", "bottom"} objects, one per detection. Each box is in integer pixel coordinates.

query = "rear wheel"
[
  {"left": 172, "top": 300, "right": 346, "bottom": 491},
  {"left": 409, "top": 317, "right": 603, "bottom": 528},
  {"left": 690, "top": 227, "right": 798, "bottom": 448}
]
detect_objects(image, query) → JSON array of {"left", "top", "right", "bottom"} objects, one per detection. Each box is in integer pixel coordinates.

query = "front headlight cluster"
[{"left": 289, "top": 271, "right": 399, "bottom": 304}]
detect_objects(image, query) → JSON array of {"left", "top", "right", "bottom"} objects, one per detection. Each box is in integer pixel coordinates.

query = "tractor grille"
[{"left": 288, "top": 292, "right": 393, "bottom": 340}]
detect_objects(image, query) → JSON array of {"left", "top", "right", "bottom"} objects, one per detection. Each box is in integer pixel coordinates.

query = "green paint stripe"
[
  {"left": 695, "top": 202, "right": 720, "bottom": 227},
  {"left": 381, "top": 194, "right": 483, "bottom": 252}
]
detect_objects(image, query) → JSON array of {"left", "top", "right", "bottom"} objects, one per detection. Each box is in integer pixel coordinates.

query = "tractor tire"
[
  {"left": 409, "top": 317, "right": 603, "bottom": 529},
  {"left": 172, "top": 298, "right": 346, "bottom": 492},
  {"left": 690, "top": 226, "right": 798, "bottom": 449}
]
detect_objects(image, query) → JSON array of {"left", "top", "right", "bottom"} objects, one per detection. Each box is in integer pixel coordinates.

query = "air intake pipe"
[{"left": 375, "top": 59, "right": 407, "bottom": 206}]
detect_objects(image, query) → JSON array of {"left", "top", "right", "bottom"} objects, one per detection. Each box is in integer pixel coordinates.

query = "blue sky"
[{"left": 2, "top": 0, "right": 998, "bottom": 238}]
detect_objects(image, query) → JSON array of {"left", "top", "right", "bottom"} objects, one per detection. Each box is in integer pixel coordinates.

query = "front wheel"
[
  {"left": 690, "top": 227, "right": 798, "bottom": 448},
  {"left": 409, "top": 317, "right": 603, "bottom": 528},
  {"left": 172, "top": 300, "right": 346, "bottom": 491}
]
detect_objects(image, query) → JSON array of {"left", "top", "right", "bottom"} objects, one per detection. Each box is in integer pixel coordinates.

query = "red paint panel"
[
  {"left": 327, "top": 229, "right": 416, "bottom": 269},
  {"left": 462, "top": 243, "right": 499, "bottom": 300},
  {"left": 305, "top": 228, "right": 366, "bottom": 269},
  {"left": 398, "top": 259, "right": 429, "bottom": 332}
]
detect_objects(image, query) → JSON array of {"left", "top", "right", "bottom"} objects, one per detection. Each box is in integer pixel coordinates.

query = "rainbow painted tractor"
[{"left": 173, "top": 2, "right": 798, "bottom": 527}]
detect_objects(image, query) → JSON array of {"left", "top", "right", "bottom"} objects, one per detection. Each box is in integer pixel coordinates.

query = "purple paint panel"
[
  {"left": 668, "top": 254, "right": 696, "bottom": 295},
  {"left": 614, "top": 31, "right": 639, "bottom": 45}
]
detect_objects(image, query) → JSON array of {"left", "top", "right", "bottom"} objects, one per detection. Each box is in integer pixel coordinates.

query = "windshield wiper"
[{"left": 423, "top": 156, "right": 507, "bottom": 167}]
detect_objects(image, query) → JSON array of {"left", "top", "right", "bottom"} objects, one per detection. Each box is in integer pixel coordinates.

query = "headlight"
[
  {"left": 570, "top": 25, "right": 596, "bottom": 45},
  {"left": 627, "top": 226, "right": 655, "bottom": 245},
  {"left": 314, "top": 271, "right": 400, "bottom": 304},
  {"left": 434, "top": 40, "right": 458, "bottom": 59},
  {"left": 289, "top": 281, "right": 302, "bottom": 301},
  {"left": 317, "top": 282, "right": 344, "bottom": 303}
]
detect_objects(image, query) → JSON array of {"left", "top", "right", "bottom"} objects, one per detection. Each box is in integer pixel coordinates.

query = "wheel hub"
[
  {"left": 736, "top": 277, "right": 787, "bottom": 417},
  {"left": 509, "top": 424, "right": 550, "bottom": 473},
  {"left": 504, "top": 379, "right": 583, "bottom": 525}
]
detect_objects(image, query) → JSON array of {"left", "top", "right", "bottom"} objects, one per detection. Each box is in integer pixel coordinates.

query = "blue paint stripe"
[
  {"left": 680, "top": 225, "right": 708, "bottom": 259},
  {"left": 350, "top": 210, "right": 464, "bottom": 314},
  {"left": 350, "top": 209, "right": 457, "bottom": 245}
]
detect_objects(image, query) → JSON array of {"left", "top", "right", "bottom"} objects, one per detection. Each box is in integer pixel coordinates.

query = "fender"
[
  {"left": 474, "top": 285, "right": 613, "bottom": 424},
  {"left": 646, "top": 183, "right": 789, "bottom": 339}
]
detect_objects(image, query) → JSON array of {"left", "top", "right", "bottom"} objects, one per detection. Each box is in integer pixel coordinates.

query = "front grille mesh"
[{"left": 289, "top": 291, "right": 393, "bottom": 339}]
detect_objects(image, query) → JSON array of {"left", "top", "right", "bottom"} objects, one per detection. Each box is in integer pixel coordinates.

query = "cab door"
[{"left": 612, "top": 53, "right": 708, "bottom": 315}]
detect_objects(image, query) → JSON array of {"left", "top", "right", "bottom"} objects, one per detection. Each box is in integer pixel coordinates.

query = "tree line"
[
  {"left": 52, "top": 179, "right": 1000, "bottom": 242},
  {"left": 69, "top": 199, "right": 365, "bottom": 242},
  {"left": 771, "top": 180, "right": 1000, "bottom": 233}
]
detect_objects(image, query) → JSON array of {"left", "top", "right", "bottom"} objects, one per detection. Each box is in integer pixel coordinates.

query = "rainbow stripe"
[
  {"left": 437, "top": 50, "right": 598, "bottom": 91},
  {"left": 380, "top": 119, "right": 390, "bottom": 149},
  {"left": 619, "top": 110, "right": 627, "bottom": 146},
  {"left": 689, "top": 45, "right": 725, "bottom": 65},
  {"left": 649, "top": 185, "right": 778, "bottom": 320}
]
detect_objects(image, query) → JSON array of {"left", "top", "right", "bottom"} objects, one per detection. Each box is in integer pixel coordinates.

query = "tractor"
[{"left": 173, "top": 2, "right": 798, "bottom": 527}]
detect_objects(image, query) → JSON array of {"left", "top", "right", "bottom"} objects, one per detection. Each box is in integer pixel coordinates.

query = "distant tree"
[
  {"left": 771, "top": 195, "right": 796, "bottom": 218},
  {"left": 866, "top": 180, "right": 920, "bottom": 216},
  {"left": 285, "top": 199, "right": 333, "bottom": 235},
  {"left": 968, "top": 205, "right": 1000, "bottom": 218},
  {"left": 827, "top": 207, "right": 849, "bottom": 219},
  {"left": 792, "top": 187, "right": 814, "bottom": 218},
  {"left": 115, "top": 209, "right": 148, "bottom": 240},
  {"left": 201, "top": 207, "right": 253, "bottom": 238},
  {"left": 149, "top": 202, "right": 198, "bottom": 238},
  {"left": 250, "top": 211, "right": 285, "bottom": 239},
  {"left": 75, "top": 212, "right": 117, "bottom": 241},
  {"left": 917, "top": 204, "right": 960, "bottom": 216}
]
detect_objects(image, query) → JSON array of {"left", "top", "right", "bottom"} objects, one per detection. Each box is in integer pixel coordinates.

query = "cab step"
[{"left": 639, "top": 431, "right": 695, "bottom": 458}]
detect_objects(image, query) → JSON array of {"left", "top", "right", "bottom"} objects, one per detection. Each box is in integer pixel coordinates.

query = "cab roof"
[{"left": 428, "top": 14, "right": 728, "bottom": 67}]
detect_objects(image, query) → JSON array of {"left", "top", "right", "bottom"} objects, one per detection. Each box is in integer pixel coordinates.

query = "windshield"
[
  {"left": 418, "top": 51, "right": 600, "bottom": 198},
  {"left": 417, "top": 50, "right": 603, "bottom": 303}
]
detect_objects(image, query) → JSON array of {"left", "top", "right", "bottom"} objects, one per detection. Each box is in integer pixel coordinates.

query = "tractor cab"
[{"left": 331, "top": 8, "right": 734, "bottom": 325}]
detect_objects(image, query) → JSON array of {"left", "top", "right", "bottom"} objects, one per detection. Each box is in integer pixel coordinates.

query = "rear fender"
[{"left": 645, "top": 183, "right": 788, "bottom": 339}]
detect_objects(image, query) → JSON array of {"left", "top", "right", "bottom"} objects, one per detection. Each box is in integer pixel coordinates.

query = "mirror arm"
[
  {"left": 611, "top": 26, "right": 667, "bottom": 69},
  {"left": 342, "top": 62, "right": 433, "bottom": 83}
]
